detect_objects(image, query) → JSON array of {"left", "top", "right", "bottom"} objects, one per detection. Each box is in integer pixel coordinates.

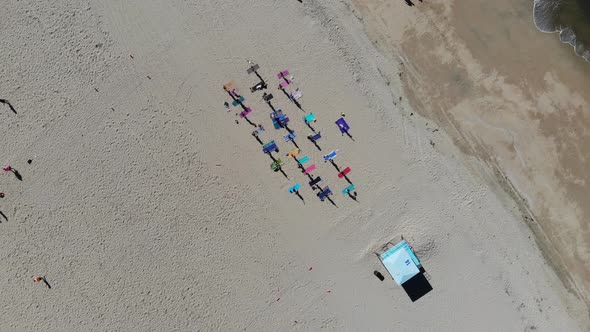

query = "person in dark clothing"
[{"left": 0, "top": 99, "right": 17, "bottom": 114}]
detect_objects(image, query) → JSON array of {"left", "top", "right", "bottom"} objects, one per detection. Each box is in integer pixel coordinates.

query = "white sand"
[{"left": 0, "top": 0, "right": 585, "bottom": 330}]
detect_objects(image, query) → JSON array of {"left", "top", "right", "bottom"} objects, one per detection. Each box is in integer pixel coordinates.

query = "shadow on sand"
[
  {"left": 0, "top": 99, "right": 17, "bottom": 114},
  {"left": 401, "top": 268, "right": 432, "bottom": 302}
]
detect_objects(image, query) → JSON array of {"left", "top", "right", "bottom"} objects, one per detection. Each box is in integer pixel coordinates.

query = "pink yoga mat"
[
  {"left": 277, "top": 70, "right": 289, "bottom": 79},
  {"left": 240, "top": 107, "right": 252, "bottom": 118}
]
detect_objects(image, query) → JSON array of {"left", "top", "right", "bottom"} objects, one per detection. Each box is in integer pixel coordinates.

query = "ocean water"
[{"left": 534, "top": 0, "right": 590, "bottom": 61}]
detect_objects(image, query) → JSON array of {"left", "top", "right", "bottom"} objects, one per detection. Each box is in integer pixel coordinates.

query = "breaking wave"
[{"left": 533, "top": 0, "right": 590, "bottom": 61}]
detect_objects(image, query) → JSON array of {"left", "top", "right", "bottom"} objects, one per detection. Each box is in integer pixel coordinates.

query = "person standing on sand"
[
  {"left": 0, "top": 99, "right": 17, "bottom": 114},
  {"left": 3, "top": 165, "right": 22, "bottom": 180},
  {"left": 33, "top": 276, "right": 51, "bottom": 288},
  {"left": 290, "top": 187, "right": 304, "bottom": 202},
  {"left": 295, "top": 189, "right": 304, "bottom": 201}
]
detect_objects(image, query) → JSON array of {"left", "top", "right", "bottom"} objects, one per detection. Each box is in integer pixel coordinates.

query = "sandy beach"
[{"left": 0, "top": 0, "right": 588, "bottom": 330}]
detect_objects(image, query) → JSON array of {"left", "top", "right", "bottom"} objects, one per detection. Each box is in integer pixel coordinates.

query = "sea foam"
[{"left": 533, "top": 0, "right": 590, "bottom": 61}]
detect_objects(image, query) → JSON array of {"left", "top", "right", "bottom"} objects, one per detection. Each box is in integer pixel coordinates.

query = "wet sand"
[{"left": 354, "top": 0, "right": 590, "bottom": 322}]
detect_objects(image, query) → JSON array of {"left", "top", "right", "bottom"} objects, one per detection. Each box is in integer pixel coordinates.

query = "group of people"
[
  {"left": 224, "top": 63, "right": 358, "bottom": 205},
  {"left": 1, "top": 101, "right": 50, "bottom": 288}
]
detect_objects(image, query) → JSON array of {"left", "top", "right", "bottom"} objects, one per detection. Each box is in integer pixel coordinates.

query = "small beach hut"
[
  {"left": 379, "top": 240, "right": 421, "bottom": 285},
  {"left": 376, "top": 237, "right": 432, "bottom": 301}
]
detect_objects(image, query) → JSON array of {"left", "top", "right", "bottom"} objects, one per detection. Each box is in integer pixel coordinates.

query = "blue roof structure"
[{"left": 380, "top": 240, "right": 422, "bottom": 285}]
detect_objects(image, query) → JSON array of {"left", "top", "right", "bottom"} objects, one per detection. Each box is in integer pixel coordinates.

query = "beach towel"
[
  {"left": 342, "top": 184, "right": 355, "bottom": 195},
  {"left": 223, "top": 81, "right": 235, "bottom": 91},
  {"left": 309, "top": 176, "right": 322, "bottom": 187},
  {"left": 291, "top": 90, "right": 302, "bottom": 101},
  {"left": 338, "top": 167, "right": 351, "bottom": 178},
  {"left": 287, "top": 148, "right": 300, "bottom": 158},
  {"left": 303, "top": 113, "right": 316, "bottom": 124},
  {"left": 262, "top": 141, "right": 278, "bottom": 154},
  {"left": 247, "top": 64, "right": 260, "bottom": 74},
  {"left": 239, "top": 107, "right": 252, "bottom": 118},
  {"left": 277, "top": 70, "right": 289, "bottom": 79},
  {"left": 335, "top": 117, "right": 350, "bottom": 134},
  {"left": 232, "top": 96, "right": 245, "bottom": 107},
  {"left": 284, "top": 132, "right": 297, "bottom": 142},
  {"left": 317, "top": 187, "right": 332, "bottom": 201},
  {"left": 323, "top": 150, "right": 338, "bottom": 161},
  {"left": 308, "top": 132, "right": 321, "bottom": 142},
  {"left": 271, "top": 158, "right": 284, "bottom": 171},
  {"left": 289, "top": 183, "right": 301, "bottom": 193}
]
